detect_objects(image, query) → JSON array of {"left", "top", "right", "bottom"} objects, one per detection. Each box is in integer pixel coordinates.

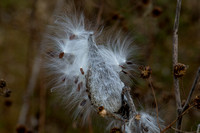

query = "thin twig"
[
  {"left": 161, "top": 105, "right": 194, "bottom": 133},
  {"left": 148, "top": 77, "right": 161, "bottom": 131},
  {"left": 18, "top": 0, "right": 39, "bottom": 126},
  {"left": 38, "top": 75, "right": 46, "bottom": 133},
  {"left": 183, "top": 67, "right": 200, "bottom": 111},
  {"left": 171, "top": 127, "right": 196, "bottom": 133},
  {"left": 18, "top": 57, "right": 41, "bottom": 125},
  {"left": 172, "top": 0, "right": 182, "bottom": 132}
]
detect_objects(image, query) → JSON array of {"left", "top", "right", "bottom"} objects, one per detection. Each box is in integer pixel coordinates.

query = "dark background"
[{"left": 0, "top": 0, "right": 199, "bottom": 132}]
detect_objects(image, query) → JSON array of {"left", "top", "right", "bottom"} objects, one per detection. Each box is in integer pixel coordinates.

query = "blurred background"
[{"left": 0, "top": 0, "right": 199, "bottom": 132}]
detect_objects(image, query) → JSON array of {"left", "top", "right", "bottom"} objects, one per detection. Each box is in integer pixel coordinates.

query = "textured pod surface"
[
  {"left": 42, "top": 11, "right": 137, "bottom": 125},
  {"left": 86, "top": 35, "right": 124, "bottom": 113}
]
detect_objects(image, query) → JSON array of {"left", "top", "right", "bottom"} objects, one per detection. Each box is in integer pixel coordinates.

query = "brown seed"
[
  {"left": 59, "top": 52, "right": 65, "bottom": 58},
  {"left": 80, "top": 68, "right": 84, "bottom": 75},
  {"left": 69, "top": 34, "right": 76, "bottom": 40},
  {"left": 77, "top": 82, "right": 83, "bottom": 91}
]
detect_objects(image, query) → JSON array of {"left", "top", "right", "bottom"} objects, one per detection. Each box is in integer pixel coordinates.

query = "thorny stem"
[
  {"left": 172, "top": 0, "right": 182, "bottom": 132},
  {"left": 161, "top": 105, "right": 194, "bottom": 133},
  {"left": 147, "top": 77, "right": 161, "bottom": 131}
]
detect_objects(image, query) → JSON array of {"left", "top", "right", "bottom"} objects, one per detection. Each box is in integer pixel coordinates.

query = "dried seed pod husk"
[
  {"left": 139, "top": 66, "right": 152, "bottom": 79},
  {"left": 174, "top": 63, "right": 188, "bottom": 78}
]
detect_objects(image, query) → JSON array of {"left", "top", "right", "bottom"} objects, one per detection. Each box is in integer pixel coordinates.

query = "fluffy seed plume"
[
  {"left": 42, "top": 9, "right": 137, "bottom": 124},
  {"left": 125, "top": 112, "right": 164, "bottom": 133},
  {"left": 42, "top": 7, "right": 164, "bottom": 133}
]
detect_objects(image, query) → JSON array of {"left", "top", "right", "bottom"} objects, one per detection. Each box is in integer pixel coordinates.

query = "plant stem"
[
  {"left": 183, "top": 67, "right": 200, "bottom": 111},
  {"left": 172, "top": 0, "right": 182, "bottom": 132},
  {"left": 161, "top": 105, "right": 194, "bottom": 133},
  {"left": 148, "top": 78, "right": 161, "bottom": 131}
]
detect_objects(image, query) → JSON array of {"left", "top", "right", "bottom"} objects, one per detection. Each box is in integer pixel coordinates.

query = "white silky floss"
[{"left": 43, "top": 11, "right": 163, "bottom": 133}]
